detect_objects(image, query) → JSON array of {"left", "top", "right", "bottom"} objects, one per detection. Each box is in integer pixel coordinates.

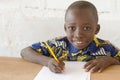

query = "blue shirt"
[{"left": 31, "top": 36, "right": 120, "bottom": 61}]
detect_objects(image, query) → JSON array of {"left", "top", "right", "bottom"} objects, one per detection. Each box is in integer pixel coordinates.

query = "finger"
[
  {"left": 59, "top": 61, "right": 65, "bottom": 70},
  {"left": 50, "top": 64, "right": 62, "bottom": 73},
  {"left": 60, "top": 61, "right": 65, "bottom": 66},
  {"left": 49, "top": 59, "right": 65, "bottom": 73},
  {"left": 49, "top": 63, "right": 57, "bottom": 73},
  {"left": 84, "top": 60, "right": 93, "bottom": 68},
  {"left": 53, "top": 62, "right": 63, "bottom": 70},
  {"left": 84, "top": 62, "right": 97, "bottom": 72},
  {"left": 48, "top": 59, "right": 62, "bottom": 73},
  {"left": 90, "top": 66, "right": 100, "bottom": 73},
  {"left": 53, "top": 61, "right": 65, "bottom": 73},
  {"left": 85, "top": 64, "right": 96, "bottom": 72},
  {"left": 55, "top": 66, "right": 63, "bottom": 73},
  {"left": 98, "top": 67, "right": 106, "bottom": 73},
  {"left": 52, "top": 59, "right": 59, "bottom": 65},
  {"left": 48, "top": 58, "right": 58, "bottom": 66}
]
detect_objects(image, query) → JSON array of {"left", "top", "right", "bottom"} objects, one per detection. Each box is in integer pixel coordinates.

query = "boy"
[{"left": 21, "top": 1, "right": 120, "bottom": 73}]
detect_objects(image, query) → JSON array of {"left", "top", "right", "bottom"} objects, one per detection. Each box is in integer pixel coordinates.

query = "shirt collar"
[
  {"left": 67, "top": 39, "right": 98, "bottom": 55},
  {"left": 85, "top": 41, "right": 98, "bottom": 54}
]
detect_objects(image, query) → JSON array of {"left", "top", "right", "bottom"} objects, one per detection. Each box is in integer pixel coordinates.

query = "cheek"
[
  {"left": 86, "top": 33, "right": 94, "bottom": 41},
  {"left": 66, "top": 32, "right": 74, "bottom": 41},
  {"left": 67, "top": 33, "right": 73, "bottom": 39},
  {"left": 66, "top": 30, "right": 73, "bottom": 36}
]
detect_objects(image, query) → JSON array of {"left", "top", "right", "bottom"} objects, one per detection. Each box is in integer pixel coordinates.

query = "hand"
[
  {"left": 47, "top": 58, "right": 65, "bottom": 73},
  {"left": 84, "top": 56, "right": 119, "bottom": 73}
]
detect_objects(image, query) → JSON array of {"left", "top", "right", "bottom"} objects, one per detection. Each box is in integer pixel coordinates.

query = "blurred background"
[{"left": 0, "top": 0, "right": 120, "bottom": 57}]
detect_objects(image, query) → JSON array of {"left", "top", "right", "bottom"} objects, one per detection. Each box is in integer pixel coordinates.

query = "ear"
[{"left": 95, "top": 24, "right": 100, "bottom": 34}]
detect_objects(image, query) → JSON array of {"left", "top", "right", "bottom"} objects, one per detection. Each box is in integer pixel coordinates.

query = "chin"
[{"left": 74, "top": 45, "right": 85, "bottom": 50}]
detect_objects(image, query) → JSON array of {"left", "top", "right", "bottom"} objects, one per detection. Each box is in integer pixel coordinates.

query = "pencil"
[{"left": 45, "top": 42, "right": 60, "bottom": 63}]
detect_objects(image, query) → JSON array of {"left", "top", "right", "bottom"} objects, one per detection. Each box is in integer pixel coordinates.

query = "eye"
[
  {"left": 67, "top": 26, "right": 76, "bottom": 31},
  {"left": 83, "top": 25, "right": 91, "bottom": 31}
]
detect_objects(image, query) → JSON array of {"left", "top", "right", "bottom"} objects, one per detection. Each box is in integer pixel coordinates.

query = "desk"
[{"left": 0, "top": 57, "right": 120, "bottom": 80}]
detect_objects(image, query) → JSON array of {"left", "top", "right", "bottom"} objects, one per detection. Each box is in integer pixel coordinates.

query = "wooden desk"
[{"left": 0, "top": 57, "right": 120, "bottom": 80}]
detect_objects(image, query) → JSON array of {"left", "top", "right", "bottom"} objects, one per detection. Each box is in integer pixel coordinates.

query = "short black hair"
[{"left": 65, "top": 1, "right": 98, "bottom": 23}]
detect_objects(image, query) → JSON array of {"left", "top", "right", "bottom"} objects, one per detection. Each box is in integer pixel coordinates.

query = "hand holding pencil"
[
  {"left": 47, "top": 58, "right": 65, "bottom": 73},
  {"left": 45, "top": 42, "right": 65, "bottom": 73}
]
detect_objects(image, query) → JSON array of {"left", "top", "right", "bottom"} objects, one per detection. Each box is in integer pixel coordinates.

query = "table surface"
[{"left": 0, "top": 57, "right": 120, "bottom": 80}]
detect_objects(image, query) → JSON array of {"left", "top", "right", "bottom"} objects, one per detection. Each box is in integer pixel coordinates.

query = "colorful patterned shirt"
[{"left": 31, "top": 36, "right": 120, "bottom": 61}]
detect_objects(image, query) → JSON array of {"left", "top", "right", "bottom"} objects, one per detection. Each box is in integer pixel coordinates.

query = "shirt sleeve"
[
  {"left": 31, "top": 37, "right": 67, "bottom": 58},
  {"left": 31, "top": 42, "right": 50, "bottom": 56},
  {"left": 103, "top": 43, "right": 120, "bottom": 57}
]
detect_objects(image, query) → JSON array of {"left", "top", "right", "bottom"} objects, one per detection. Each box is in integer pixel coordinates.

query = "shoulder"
[
  {"left": 97, "top": 38, "right": 120, "bottom": 55},
  {"left": 90, "top": 37, "right": 119, "bottom": 56},
  {"left": 47, "top": 36, "right": 68, "bottom": 49},
  {"left": 95, "top": 37, "right": 111, "bottom": 46},
  {"left": 31, "top": 36, "right": 68, "bottom": 52},
  {"left": 97, "top": 38, "right": 117, "bottom": 48},
  {"left": 31, "top": 36, "right": 68, "bottom": 47},
  {"left": 96, "top": 38, "right": 114, "bottom": 48}
]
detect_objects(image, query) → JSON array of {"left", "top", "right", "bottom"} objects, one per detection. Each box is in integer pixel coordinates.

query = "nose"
[{"left": 74, "top": 28, "right": 84, "bottom": 39}]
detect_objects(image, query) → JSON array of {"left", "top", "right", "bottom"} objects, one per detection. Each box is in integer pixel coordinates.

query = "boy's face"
[{"left": 64, "top": 8, "right": 100, "bottom": 50}]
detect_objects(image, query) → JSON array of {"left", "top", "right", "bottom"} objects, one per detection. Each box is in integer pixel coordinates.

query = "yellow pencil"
[{"left": 45, "top": 42, "right": 60, "bottom": 63}]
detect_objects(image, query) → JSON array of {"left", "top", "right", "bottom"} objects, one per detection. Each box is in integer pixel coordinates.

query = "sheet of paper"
[{"left": 34, "top": 62, "right": 90, "bottom": 80}]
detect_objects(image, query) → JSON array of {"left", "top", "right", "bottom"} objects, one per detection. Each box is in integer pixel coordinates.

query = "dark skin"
[
  {"left": 21, "top": 8, "right": 119, "bottom": 73},
  {"left": 64, "top": 8, "right": 120, "bottom": 73},
  {"left": 21, "top": 46, "right": 65, "bottom": 73}
]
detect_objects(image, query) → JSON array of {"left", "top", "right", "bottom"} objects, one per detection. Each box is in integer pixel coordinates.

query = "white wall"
[{"left": 0, "top": 0, "right": 120, "bottom": 57}]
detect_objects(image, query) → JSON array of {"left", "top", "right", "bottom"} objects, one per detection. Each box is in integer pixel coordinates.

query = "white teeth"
[{"left": 76, "top": 41, "right": 82, "bottom": 43}]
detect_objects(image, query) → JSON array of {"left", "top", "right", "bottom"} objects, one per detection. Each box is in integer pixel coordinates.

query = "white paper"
[{"left": 34, "top": 62, "right": 90, "bottom": 80}]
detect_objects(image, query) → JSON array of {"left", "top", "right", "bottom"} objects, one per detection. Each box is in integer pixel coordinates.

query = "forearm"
[
  {"left": 21, "top": 46, "right": 51, "bottom": 66},
  {"left": 96, "top": 56, "right": 120, "bottom": 65},
  {"left": 84, "top": 56, "right": 120, "bottom": 73},
  {"left": 110, "top": 57, "right": 120, "bottom": 65}
]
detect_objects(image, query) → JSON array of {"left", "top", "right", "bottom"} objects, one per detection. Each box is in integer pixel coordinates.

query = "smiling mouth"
[
  {"left": 73, "top": 41, "right": 85, "bottom": 45},
  {"left": 73, "top": 41, "right": 87, "bottom": 49}
]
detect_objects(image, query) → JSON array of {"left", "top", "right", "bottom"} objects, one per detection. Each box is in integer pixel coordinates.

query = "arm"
[
  {"left": 84, "top": 40, "right": 120, "bottom": 73},
  {"left": 84, "top": 56, "right": 120, "bottom": 73},
  {"left": 21, "top": 46, "right": 51, "bottom": 66},
  {"left": 21, "top": 46, "right": 65, "bottom": 73}
]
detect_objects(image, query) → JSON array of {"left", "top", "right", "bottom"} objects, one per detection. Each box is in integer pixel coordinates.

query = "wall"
[{"left": 0, "top": 0, "right": 120, "bottom": 57}]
